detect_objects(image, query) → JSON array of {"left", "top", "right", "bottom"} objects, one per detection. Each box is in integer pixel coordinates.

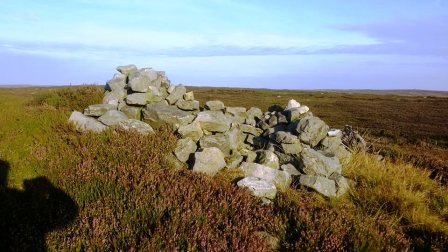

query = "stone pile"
[{"left": 69, "top": 65, "right": 363, "bottom": 203}]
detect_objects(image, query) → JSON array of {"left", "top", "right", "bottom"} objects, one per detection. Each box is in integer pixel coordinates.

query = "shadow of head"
[
  {"left": 0, "top": 159, "right": 9, "bottom": 188},
  {"left": 23, "top": 177, "right": 78, "bottom": 229}
]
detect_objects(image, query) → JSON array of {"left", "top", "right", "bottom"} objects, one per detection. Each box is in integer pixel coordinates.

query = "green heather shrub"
[{"left": 29, "top": 85, "right": 103, "bottom": 112}]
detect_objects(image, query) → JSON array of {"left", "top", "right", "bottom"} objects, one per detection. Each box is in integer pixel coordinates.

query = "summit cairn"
[{"left": 69, "top": 65, "right": 364, "bottom": 203}]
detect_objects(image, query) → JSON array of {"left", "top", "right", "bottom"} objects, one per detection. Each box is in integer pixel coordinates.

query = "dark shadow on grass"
[{"left": 0, "top": 160, "right": 78, "bottom": 251}]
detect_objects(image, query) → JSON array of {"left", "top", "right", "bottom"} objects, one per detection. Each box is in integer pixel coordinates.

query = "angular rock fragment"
[
  {"left": 256, "top": 150, "right": 280, "bottom": 169},
  {"left": 193, "top": 111, "right": 231, "bottom": 133},
  {"left": 105, "top": 73, "right": 126, "bottom": 91},
  {"left": 239, "top": 162, "right": 292, "bottom": 190},
  {"left": 281, "top": 164, "right": 300, "bottom": 176},
  {"left": 142, "top": 103, "right": 195, "bottom": 129},
  {"left": 98, "top": 110, "right": 129, "bottom": 126},
  {"left": 120, "top": 105, "right": 142, "bottom": 120},
  {"left": 103, "top": 89, "right": 127, "bottom": 106},
  {"left": 329, "top": 172, "right": 350, "bottom": 196},
  {"left": 237, "top": 177, "right": 277, "bottom": 200},
  {"left": 176, "top": 99, "right": 199, "bottom": 111},
  {"left": 183, "top": 91, "right": 195, "bottom": 101},
  {"left": 126, "top": 92, "right": 161, "bottom": 105},
  {"left": 205, "top": 100, "right": 225, "bottom": 111},
  {"left": 300, "top": 146, "right": 342, "bottom": 177},
  {"left": 166, "top": 85, "right": 186, "bottom": 104},
  {"left": 69, "top": 111, "right": 107, "bottom": 132},
  {"left": 286, "top": 99, "right": 300, "bottom": 109},
  {"left": 280, "top": 143, "right": 302, "bottom": 155},
  {"left": 295, "top": 116, "right": 329, "bottom": 147},
  {"left": 177, "top": 122, "right": 203, "bottom": 142},
  {"left": 299, "top": 175, "right": 337, "bottom": 197},
  {"left": 174, "top": 138, "right": 197, "bottom": 163},
  {"left": 84, "top": 104, "right": 116, "bottom": 117},
  {"left": 117, "top": 119, "right": 154, "bottom": 134},
  {"left": 116, "top": 64, "right": 137, "bottom": 75},
  {"left": 192, "top": 147, "right": 226, "bottom": 176}
]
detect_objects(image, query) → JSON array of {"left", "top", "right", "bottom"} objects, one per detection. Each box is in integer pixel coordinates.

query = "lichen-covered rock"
[
  {"left": 281, "top": 143, "right": 303, "bottom": 155},
  {"left": 126, "top": 92, "right": 161, "bottom": 105},
  {"left": 256, "top": 150, "right": 280, "bottom": 169},
  {"left": 205, "top": 100, "right": 225, "bottom": 111},
  {"left": 103, "top": 89, "right": 127, "bottom": 106},
  {"left": 193, "top": 111, "right": 231, "bottom": 133},
  {"left": 98, "top": 110, "right": 129, "bottom": 126},
  {"left": 176, "top": 99, "right": 199, "bottom": 111},
  {"left": 319, "top": 136, "right": 352, "bottom": 163},
  {"left": 142, "top": 103, "right": 195, "bottom": 129},
  {"left": 226, "top": 107, "right": 246, "bottom": 123},
  {"left": 166, "top": 85, "right": 186, "bottom": 104},
  {"left": 183, "top": 91, "right": 195, "bottom": 101},
  {"left": 274, "top": 131, "right": 299, "bottom": 144},
  {"left": 299, "top": 175, "right": 337, "bottom": 197},
  {"left": 300, "top": 146, "right": 342, "bottom": 177},
  {"left": 120, "top": 105, "right": 142, "bottom": 120},
  {"left": 295, "top": 116, "right": 329, "bottom": 147},
  {"left": 240, "top": 124, "right": 263, "bottom": 136},
  {"left": 105, "top": 73, "right": 126, "bottom": 91},
  {"left": 237, "top": 177, "right": 277, "bottom": 200},
  {"left": 239, "top": 162, "right": 292, "bottom": 190},
  {"left": 69, "top": 111, "right": 107, "bottom": 132},
  {"left": 84, "top": 104, "right": 116, "bottom": 117},
  {"left": 174, "top": 138, "right": 197, "bottom": 163},
  {"left": 117, "top": 119, "right": 154, "bottom": 134},
  {"left": 281, "top": 163, "right": 301, "bottom": 176},
  {"left": 225, "top": 152, "right": 244, "bottom": 169},
  {"left": 246, "top": 107, "right": 263, "bottom": 120},
  {"left": 116, "top": 64, "right": 137, "bottom": 75},
  {"left": 177, "top": 122, "right": 203, "bottom": 142},
  {"left": 192, "top": 147, "right": 226, "bottom": 176}
]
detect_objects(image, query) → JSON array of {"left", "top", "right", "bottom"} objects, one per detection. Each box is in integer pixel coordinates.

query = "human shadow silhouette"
[{"left": 0, "top": 160, "right": 78, "bottom": 251}]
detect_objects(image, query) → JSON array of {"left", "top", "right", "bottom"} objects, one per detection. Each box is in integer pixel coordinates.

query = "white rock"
[
  {"left": 286, "top": 99, "right": 301, "bottom": 109},
  {"left": 237, "top": 177, "right": 277, "bottom": 200},
  {"left": 69, "top": 111, "right": 107, "bottom": 133},
  {"left": 297, "top": 105, "right": 309, "bottom": 114},
  {"left": 327, "top": 129, "right": 342, "bottom": 137}
]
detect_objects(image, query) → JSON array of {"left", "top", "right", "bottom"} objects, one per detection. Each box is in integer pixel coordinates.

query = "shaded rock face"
[{"left": 69, "top": 65, "right": 366, "bottom": 202}]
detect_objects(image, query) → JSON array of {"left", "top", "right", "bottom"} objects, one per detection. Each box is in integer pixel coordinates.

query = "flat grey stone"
[
  {"left": 174, "top": 138, "right": 197, "bottom": 163},
  {"left": 295, "top": 116, "right": 329, "bottom": 147},
  {"left": 176, "top": 99, "right": 199, "bottom": 111},
  {"left": 300, "top": 146, "right": 342, "bottom": 177},
  {"left": 205, "top": 100, "right": 225, "bottom": 111},
  {"left": 299, "top": 175, "right": 337, "bottom": 197},
  {"left": 116, "top": 64, "right": 137, "bottom": 75},
  {"left": 281, "top": 164, "right": 301, "bottom": 176},
  {"left": 142, "top": 103, "right": 195, "bottom": 129},
  {"left": 237, "top": 177, "right": 277, "bottom": 200},
  {"left": 177, "top": 122, "right": 203, "bottom": 142},
  {"left": 69, "top": 111, "right": 107, "bottom": 133},
  {"left": 117, "top": 119, "right": 154, "bottom": 135},
  {"left": 166, "top": 85, "right": 186, "bottom": 104},
  {"left": 239, "top": 162, "right": 292, "bottom": 190},
  {"left": 193, "top": 147, "right": 226, "bottom": 176},
  {"left": 193, "top": 111, "right": 231, "bottom": 133},
  {"left": 84, "top": 104, "right": 116, "bottom": 117},
  {"left": 98, "top": 110, "right": 129, "bottom": 126},
  {"left": 126, "top": 92, "right": 162, "bottom": 105}
]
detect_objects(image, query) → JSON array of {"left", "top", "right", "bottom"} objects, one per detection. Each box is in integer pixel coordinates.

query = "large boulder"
[
  {"left": 117, "top": 119, "right": 154, "bottom": 135},
  {"left": 174, "top": 138, "right": 197, "bottom": 163},
  {"left": 128, "top": 72, "right": 158, "bottom": 93},
  {"left": 295, "top": 117, "right": 329, "bottom": 147},
  {"left": 299, "top": 175, "right": 337, "bottom": 197},
  {"left": 98, "top": 110, "right": 129, "bottom": 126},
  {"left": 193, "top": 111, "right": 231, "bottom": 133},
  {"left": 192, "top": 147, "right": 226, "bottom": 176},
  {"left": 142, "top": 103, "right": 195, "bottom": 129},
  {"left": 237, "top": 177, "right": 277, "bottom": 200},
  {"left": 84, "top": 104, "right": 116, "bottom": 117},
  {"left": 239, "top": 162, "right": 292, "bottom": 190},
  {"left": 300, "top": 146, "right": 342, "bottom": 177},
  {"left": 69, "top": 111, "right": 107, "bottom": 132}
]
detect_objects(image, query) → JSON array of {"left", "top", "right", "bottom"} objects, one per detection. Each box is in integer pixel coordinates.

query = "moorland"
[{"left": 0, "top": 85, "right": 447, "bottom": 251}]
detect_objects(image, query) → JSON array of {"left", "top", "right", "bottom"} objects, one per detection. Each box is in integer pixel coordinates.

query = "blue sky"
[{"left": 1, "top": 0, "right": 447, "bottom": 90}]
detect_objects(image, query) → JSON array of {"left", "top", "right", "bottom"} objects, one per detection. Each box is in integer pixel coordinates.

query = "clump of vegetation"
[{"left": 29, "top": 85, "right": 103, "bottom": 112}]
